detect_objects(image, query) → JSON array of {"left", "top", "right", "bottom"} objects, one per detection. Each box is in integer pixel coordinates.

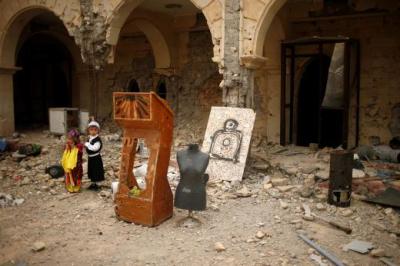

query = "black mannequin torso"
[
  {"left": 174, "top": 144, "right": 210, "bottom": 211},
  {"left": 177, "top": 145, "right": 209, "bottom": 181}
]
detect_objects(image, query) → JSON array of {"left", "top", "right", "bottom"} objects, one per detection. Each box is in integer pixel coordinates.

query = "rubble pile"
[
  {"left": 0, "top": 128, "right": 399, "bottom": 265},
  {"left": 0, "top": 192, "right": 24, "bottom": 208}
]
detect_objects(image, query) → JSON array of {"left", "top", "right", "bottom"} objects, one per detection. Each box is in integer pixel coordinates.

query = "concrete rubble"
[
  {"left": 0, "top": 127, "right": 399, "bottom": 265},
  {"left": 0, "top": 192, "right": 24, "bottom": 208}
]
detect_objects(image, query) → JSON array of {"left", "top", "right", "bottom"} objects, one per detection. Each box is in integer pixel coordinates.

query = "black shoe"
[{"left": 88, "top": 183, "right": 99, "bottom": 191}]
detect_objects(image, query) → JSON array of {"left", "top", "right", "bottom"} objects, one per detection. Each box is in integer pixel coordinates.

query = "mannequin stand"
[{"left": 176, "top": 210, "right": 202, "bottom": 228}]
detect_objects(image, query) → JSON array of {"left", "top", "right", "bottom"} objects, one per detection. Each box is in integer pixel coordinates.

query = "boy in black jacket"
[{"left": 85, "top": 119, "right": 105, "bottom": 190}]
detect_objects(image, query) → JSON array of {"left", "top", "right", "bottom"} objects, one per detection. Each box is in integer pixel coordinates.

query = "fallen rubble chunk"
[
  {"left": 310, "top": 254, "right": 328, "bottom": 266},
  {"left": 255, "top": 231, "right": 266, "bottom": 239},
  {"left": 316, "top": 203, "right": 326, "bottom": 211},
  {"left": 13, "top": 198, "right": 25, "bottom": 206},
  {"left": 252, "top": 163, "right": 270, "bottom": 171},
  {"left": 0, "top": 193, "right": 25, "bottom": 208},
  {"left": 340, "top": 209, "right": 353, "bottom": 217},
  {"left": 235, "top": 186, "right": 252, "bottom": 197},
  {"left": 280, "top": 200, "right": 289, "bottom": 209},
  {"left": 271, "top": 178, "right": 289, "bottom": 187},
  {"left": 370, "top": 221, "right": 387, "bottom": 232},
  {"left": 99, "top": 190, "right": 112, "bottom": 198},
  {"left": 263, "top": 183, "right": 272, "bottom": 191},
  {"left": 214, "top": 242, "right": 226, "bottom": 252},
  {"left": 300, "top": 165, "right": 319, "bottom": 175},
  {"left": 343, "top": 240, "right": 374, "bottom": 254},
  {"left": 300, "top": 186, "right": 314, "bottom": 198},
  {"left": 276, "top": 185, "right": 295, "bottom": 192},
  {"left": 370, "top": 248, "right": 386, "bottom": 257},
  {"left": 379, "top": 257, "right": 398, "bottom": 266},
  {"left": 352, "top": 169, "right": 366, "bottom": 178},
  {"left": 32, "top": 241, "right": 46, "bottom": 252},
  {"left": 302, "top": 204, "right": 314, "bottom": 221}
]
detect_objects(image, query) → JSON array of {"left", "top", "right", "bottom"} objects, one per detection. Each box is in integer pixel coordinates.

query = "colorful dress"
[{"left": 61, "top": 143, "right": 83, "bottom": 193}]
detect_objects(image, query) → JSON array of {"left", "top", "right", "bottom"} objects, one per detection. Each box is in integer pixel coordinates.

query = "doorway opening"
[
  {"left": 14, "top": 30, "right": 73, "bottom": 129},
  {"left": 296, "top": 55, "right": 344, "bottom": 147},
  {"left": 281, "top": 37, "right": 360, "bottom": 149}
]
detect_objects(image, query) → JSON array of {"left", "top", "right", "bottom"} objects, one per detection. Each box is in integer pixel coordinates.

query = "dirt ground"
[{"left": 0, "top": 130, "right": 399, "bottom": 266}]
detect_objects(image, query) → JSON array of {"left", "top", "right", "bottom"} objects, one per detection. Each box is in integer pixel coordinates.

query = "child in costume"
[
  {"left": 61, "top": 129, "right": 83, "bottom": 193},
  {"left": 85, "top": 119, "right": 105, "bottom": 190}
]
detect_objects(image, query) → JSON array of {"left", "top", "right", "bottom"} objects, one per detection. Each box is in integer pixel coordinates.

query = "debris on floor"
[
  {"left": 31, "top": 241, "right": 46, "bottom": 252},
  {"left": 363, "top": 187, "right": 400, "bottom": 208},
  {"left": 343, "top": 240, "right": 374, "bottom": 254},
  {"left": 0, "top": 128, "right": 399, "bottom": 265},
  {"left": 0, "top": 192, "right": 24, "bottom": 208}
]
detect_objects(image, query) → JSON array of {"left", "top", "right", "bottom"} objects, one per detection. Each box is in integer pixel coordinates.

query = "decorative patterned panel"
[{"left": 114, "top": 93, "right": 151, "bottom": 120}]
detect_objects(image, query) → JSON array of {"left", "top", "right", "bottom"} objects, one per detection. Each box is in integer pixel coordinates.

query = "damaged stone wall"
[
  {"left": 171, "top": 30, "right": 222, "bottom": 145},
  {"left": 97, "top": 35, "right": 155, "bottom": 119},
  {"left": 96, "top": 28, "right": 221, "bottom": 145},
  {"left": 290, "top": 13, "right": 400, "bottom": 145},
  {"left": 75, "top": 0, "right": 111, "bottom": 69}
]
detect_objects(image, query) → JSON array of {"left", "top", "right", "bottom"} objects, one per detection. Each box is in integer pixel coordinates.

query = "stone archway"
[
  {"left": 132, "top": 19, "right": 172, "bottom": 69},
  {"left": 105, "top": 0, "right": 223, "bottom": 65},
  {"left": 0, "top": 1, "right": 82, "bottom": 135},
  {"left": 241, "top": 0, "right": 288, "bottom": 59}
]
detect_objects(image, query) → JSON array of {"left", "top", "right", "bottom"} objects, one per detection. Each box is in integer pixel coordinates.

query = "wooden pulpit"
[{"left": 113, "top": 92, "right": 174, "bottom": 226}]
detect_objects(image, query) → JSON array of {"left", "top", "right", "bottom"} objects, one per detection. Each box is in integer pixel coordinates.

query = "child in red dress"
[{"left": 61, "top": 129, "right": 83, "bottom": 193}]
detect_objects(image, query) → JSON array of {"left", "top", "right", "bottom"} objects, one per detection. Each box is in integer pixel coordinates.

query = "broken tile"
[{"left": 343, "top": 240, "right": 374, "bottom": 254}]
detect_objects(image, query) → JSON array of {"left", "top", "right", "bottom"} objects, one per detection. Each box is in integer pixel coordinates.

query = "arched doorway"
[
  {"left": 14, "top": 33, "right": 73, "bottom": 128},
  {"left": 296, "top": 56, "right": 337, "bottom": 147},
  {"left": 0, "top": 8, "right": 82, "bottom": 134},
  {"left": 12, "top": 12, "right": 77, "bottom": 129}
]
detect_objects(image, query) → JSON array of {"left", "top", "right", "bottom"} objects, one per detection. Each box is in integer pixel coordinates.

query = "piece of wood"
[
  {"left": 312, "top": 213, "right": 352, "bottom": 234},
  {"left": 113, "top": 92, "right": 174, "bottom": 227}
]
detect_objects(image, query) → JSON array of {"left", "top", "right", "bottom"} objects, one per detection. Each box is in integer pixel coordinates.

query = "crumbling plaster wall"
[
  {"left": 96, "top": 18, "right": 221, "bottom": 143},
  {"left": 172, "top": 30, "right": 222, "bottom": 144},
  {"left": 97, "top": 34, "right": 155, "bottom": 119},
  {"left": 252, "top": 0, "right": 400, "bottom": 145},
  {"left": 103, "top": 0, "right": 224, "bottom": 65},
  {"left": 291, "top": 15, "right": 400, "bottom": 145}
]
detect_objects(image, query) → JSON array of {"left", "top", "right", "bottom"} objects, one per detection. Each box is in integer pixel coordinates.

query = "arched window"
[
  {"left": 127, "top": 79, "right": 140, "bottom": 92},
  {"left": 156, "top": 80, "right": 167, "bottom": 99}
]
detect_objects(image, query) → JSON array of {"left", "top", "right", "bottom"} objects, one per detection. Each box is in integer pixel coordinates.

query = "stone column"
[
  {"left": 223, "top": 0, "right": 246, "bottom": 107},
  {"left": 0, "top": 66, "right": 20, "bottom": 136}
]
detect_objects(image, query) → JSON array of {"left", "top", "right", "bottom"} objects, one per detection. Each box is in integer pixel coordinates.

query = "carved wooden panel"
[{"left": 114, "top": 93, "right": 151, "bottom": 120}]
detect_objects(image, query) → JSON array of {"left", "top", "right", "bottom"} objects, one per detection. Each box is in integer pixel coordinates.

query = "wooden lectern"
[{"left": 113, "top": 92, "right": 174, "bottom": 226}]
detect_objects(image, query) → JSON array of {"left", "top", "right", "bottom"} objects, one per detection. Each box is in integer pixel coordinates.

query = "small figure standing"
[
  {"left": 85, "top": 119, "right": 105, "bottom": 190},
  {"left": 61, "top": 129, "right": 83, "bottom": 193}
]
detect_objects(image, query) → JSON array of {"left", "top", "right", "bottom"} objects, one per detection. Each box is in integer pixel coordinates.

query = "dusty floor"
[{"left": 0, "top": 130, "right": 399, "bottom": 266}]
